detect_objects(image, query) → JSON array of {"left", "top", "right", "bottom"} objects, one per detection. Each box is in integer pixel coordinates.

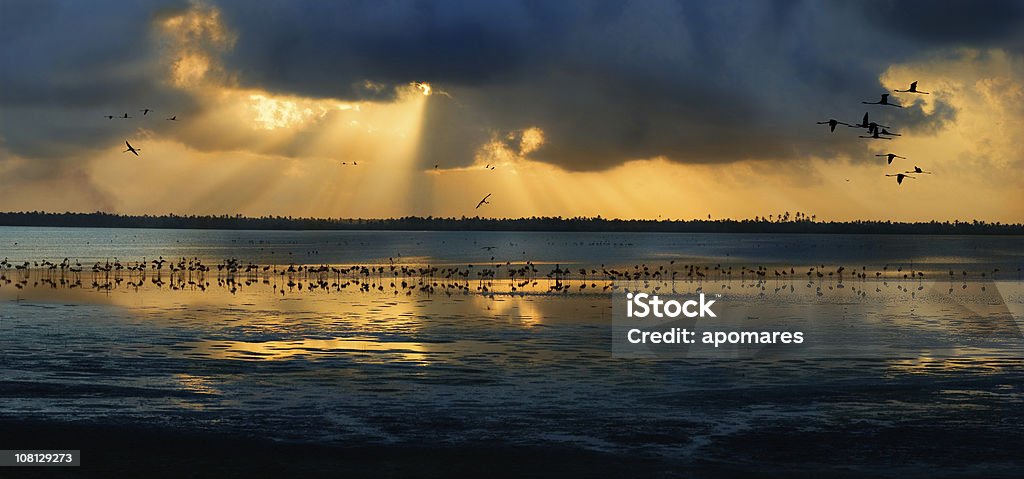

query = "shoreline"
[{"left": 2, "top": 213, "right": 1022, "bottom": 235}]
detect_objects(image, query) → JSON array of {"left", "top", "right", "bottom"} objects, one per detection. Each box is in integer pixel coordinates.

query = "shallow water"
[
  {"left": 1, "top": 227, "right": 1024, "bottom": 475},
  {"left": 2, "top": 226, "right": 1023, "bottom": 273}
]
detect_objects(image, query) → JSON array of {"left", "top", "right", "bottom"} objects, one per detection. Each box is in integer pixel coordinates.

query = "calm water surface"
[{"left": 1, "top": 227, "right": 1023, "bottom": 476}]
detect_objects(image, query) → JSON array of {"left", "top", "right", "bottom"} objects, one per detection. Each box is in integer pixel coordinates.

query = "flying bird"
[
  {"left": 475, "top": 193, "right": 492, "bottom": 209},
  {"left": 849, "top": 112, "right": 889, "bottom": 130},
  {"left": 862, "top": 93, "right": 903, "bottom": 108},
  {"left": 816, "top": 119, "right": 849, "bottom": 132},
  {"left": 140, "top": 108, "right": 153, "bottom": 115},
  {"left": 859, "top": 129, "right": 891, "bottom": 140},
  {"left": 886, "top": 173, "right": 915, "bottom": 184},
  {"left": 166, "top": 116, "right": 177, "bottom": 121},
  {"left": 103, "top": 115, "right": 115, "bottom": 120},
  {"left": 120, "top": 113, "right": 131, "bottom": 119},
  {"left": 894, "top": 81, "right": 929, "bottom": 94},
  {"left": 123, "top": 141, "right": 141, "bottom": 156},
  {"left": 876, "top": 153, "right": 905, "bottom": 164},
  {"left": 907, "top": 166, "right": 932, "bottom": 174}
]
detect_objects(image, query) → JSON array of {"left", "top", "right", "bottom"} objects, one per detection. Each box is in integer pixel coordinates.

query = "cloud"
[
  {"left": 859, "top": 0, "right": 1024, "bottom": 48},
  {"left": 197, "top": 0, "right": 1001, "bottom": 170},
  {"left": 0, "top": 0, "right": 1021, "bottom": 221}
]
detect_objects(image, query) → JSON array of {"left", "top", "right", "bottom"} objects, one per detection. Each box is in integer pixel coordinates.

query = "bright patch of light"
[{"left": 413, "top": 82, "right": 432, "bottom": 96}]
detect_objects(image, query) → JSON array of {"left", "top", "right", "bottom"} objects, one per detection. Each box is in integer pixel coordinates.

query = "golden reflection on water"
[
  {"left": 184, "top": 337, "right": 434, "bottom": 363},
  {"left": 173, "top": 373, "right": 220, "bottom": 395},
  {"left": 886, "top": 355, "right": 1023, "bottom": 375},
  {"left": 2, "top": 266, "right": 1022, "bottom": 369}
]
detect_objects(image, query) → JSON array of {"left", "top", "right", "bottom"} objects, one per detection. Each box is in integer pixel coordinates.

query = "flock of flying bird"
[
  {"left": 111, "top": 82, "right": 937, "bottom": 210},
  {"left": 112, "top": 102, "right": 496, "bottom": 210},
  {"left": 817, "top": 81, "right": 934, "bottom": 185},
  {"left": 111, "top": 108, "right": 179, "bottom": 157}
]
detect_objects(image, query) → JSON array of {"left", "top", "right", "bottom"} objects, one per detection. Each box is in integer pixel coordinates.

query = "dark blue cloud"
[{"left": 0, "top": 0, "right": 1018, "bottom": 172}]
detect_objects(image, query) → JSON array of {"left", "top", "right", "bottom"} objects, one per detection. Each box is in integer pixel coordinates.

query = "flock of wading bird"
[
  {"left": 0, "top": 256, "right": 1016, "bottom": 299},
  {"left": 817, "top": 81, "right": 935, "bottom": 185}
]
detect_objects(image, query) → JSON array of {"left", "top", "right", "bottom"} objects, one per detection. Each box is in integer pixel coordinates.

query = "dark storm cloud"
[
  {"left": 207, "top": 0, "right": 987, "bottom": 170},
  {"left": 861, "top": 0, "right": 1024, "bottom": 47},
  {"left": 0, "top": 0, "right": 193, "bottom": 163},
  {"left": 212, "top": 0, "right": 566, "bottom": 99},
  {"left": 0, "top": 0, "right": 1018, "bottom": 173}
]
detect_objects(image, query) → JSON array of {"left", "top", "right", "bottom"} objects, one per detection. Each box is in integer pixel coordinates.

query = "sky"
[{"left": 0, "top": 0, "right": 1022, "bottom": 221}]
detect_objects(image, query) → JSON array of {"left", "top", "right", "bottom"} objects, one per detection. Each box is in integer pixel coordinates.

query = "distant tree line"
[{"left": 0, "top": 211, "right": 1021, "bottom": 234}]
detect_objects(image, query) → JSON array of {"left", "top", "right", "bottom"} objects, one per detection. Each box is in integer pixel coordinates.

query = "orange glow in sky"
[{"left": 0, "top": 2, "right": 1020, "bottom": 223}]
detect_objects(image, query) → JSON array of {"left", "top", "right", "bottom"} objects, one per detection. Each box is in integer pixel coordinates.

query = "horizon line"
[{"left": 1, "top": 211, "right": 1022, "bottom": 234}]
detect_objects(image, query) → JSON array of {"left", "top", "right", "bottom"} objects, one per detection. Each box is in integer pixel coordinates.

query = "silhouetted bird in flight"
[
  {"left": 476, "top": 193, "right": 492, "bottom": 209},
  {"left": 886, "top": 173, "right": 914, "bottom": 184},
  {"left": 816, "top": 119, "right": 849, "bottom": 132},
  {"left": 123, "top": 141, "right": 141, "bottom": 156},
  {"left": 876, "top": 153, "right": 905, "bottom": 164},
  {"left": 849, "top": 112, "right": 888, "bottom": 130},
  {"left": 120, "top": 113, "right": 131, "bottom": 119},
  {"left": 859, "top": 129, "right": 891, "bottom": 140},
  {"left": 140, "top": 108, "right": 153, "bottom": 115},
  {"left": 894, "top": 81, "right": 929, "bottom": 94},
  {"left": 166, "top": 116, "right": 177, "bottom": 121},
  {"left": 104, "top": 115, "right": 115, "bottom": 120},
  {"left": 862, "top": 93, "right": 902, "bottom": 108},
  {"left": 906, "top": 166, "right": 932, "bottom": 174}
]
